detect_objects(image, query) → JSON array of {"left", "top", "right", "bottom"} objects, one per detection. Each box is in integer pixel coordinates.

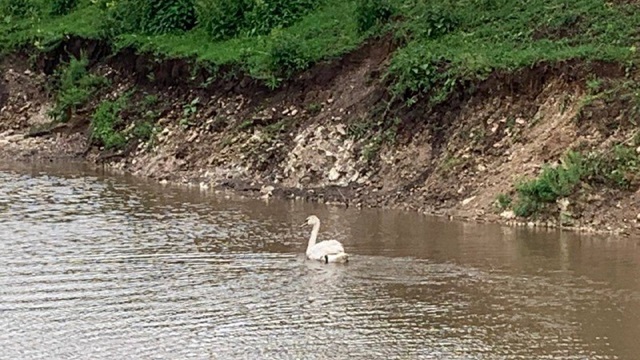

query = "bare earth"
[{"left": 1, "top": 44, "right": 639, "bottom": 238}]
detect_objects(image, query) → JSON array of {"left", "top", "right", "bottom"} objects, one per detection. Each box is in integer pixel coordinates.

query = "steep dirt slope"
[{"left": 1, "top": 41, "right": 638, "bottom": 237}]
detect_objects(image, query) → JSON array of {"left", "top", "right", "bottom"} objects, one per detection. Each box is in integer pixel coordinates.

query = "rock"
[
  {"left": 328, "top": 168, "right": 341, "bottom": 181},
  {"left": 557, "top": 198, "right": 570, "bottom": 212},
  {"left": 335, "top": 124, "right": 346, "bottom": 136},
  {"left": 476, "top": 164, "right": 487, "bottom": 172},
  {"left": 636, "top": 213, "right": 640, "bottom": 221},
  {"left": 500, "top": 210, "right": 516, "bottom": 219},
  {"left": 636, "top": 146, "right": 640, "bottom": 154},
  {"left": 461, "top": 196, "right": 476, "bottom": 206}
]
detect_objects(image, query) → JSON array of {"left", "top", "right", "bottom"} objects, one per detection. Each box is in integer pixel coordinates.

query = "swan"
[{"left": 301, "top": 215, "right": 349, "bottom": 263}]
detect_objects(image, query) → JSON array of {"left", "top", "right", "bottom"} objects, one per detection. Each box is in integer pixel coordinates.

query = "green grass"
[
  {"left": 387, "top": 0, "right": 640, "bottom": 105},
  {"left": 1, "top": 0, "right": 639, "bottom": 94},
  {"left": 512, "top": 146, "right": 640, "bottom": 218}
]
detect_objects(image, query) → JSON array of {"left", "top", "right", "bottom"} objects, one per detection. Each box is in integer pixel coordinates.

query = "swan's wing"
[{"left": 307, "top": 240, "right": 345, "bottom": 260}]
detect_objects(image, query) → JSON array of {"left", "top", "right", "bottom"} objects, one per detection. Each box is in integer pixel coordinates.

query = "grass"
[
  {"left": 386, "top": 0, "right": 640, "bottom": 106},
  {"left": 2, "top": 0, "right": 636, "bottom": 95},
  {"left": 511, "top": 145, "right": 640, "bottom": 217}
]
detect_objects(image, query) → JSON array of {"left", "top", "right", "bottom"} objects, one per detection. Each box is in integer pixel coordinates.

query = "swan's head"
[{"left": 301, "top": 215, "right": 320, "bottom": 227}]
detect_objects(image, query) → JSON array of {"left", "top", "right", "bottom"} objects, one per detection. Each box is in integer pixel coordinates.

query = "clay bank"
[
  {"left": 1, "top": 44, "right": 639, "bottom": 238},
  {"left": 1, "top": 0, "right": 640, "bottom": 237}
]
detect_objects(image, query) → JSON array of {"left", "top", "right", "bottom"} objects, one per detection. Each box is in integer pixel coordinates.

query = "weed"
[
  {"left": 132, "top": 120, "right": 155, "bottom": 142},
  {"left": 0, "top": 0, "right": 39, "bottom": 19},
  {"left": 306, "top": 102, "right": 322, "bottom": 115},
  {"left": 495, "top": 193, "right": 512, "bottom": 211},
  {"left": 142, "top": 94, "right": 159, "bottom": 107},
  {"left": 355, "top": 0, "right": 394, "bottom": 34},
  {"left": 362, "top": 135, "right": 382, "bottom": 162},
  {"left": 512, "top": 146, "right": 640, "bottom": 217},
  {"left": 238, "top": 119, "right": 254, "bottom": 131},
  {"left": 50, "top": 0, "right": 77, "bottom": 16},
  {"left": 198, "top": 0, "right": 321, "bottom": 40},
  {"left": 180, "top": 97, "right": 199, "bottom": 127},
  {"left": 91, "top": 95, "right": 129, "bottom": 149},
  {"left": 48, "top": 55, "right": 108, "bottom": 123}
]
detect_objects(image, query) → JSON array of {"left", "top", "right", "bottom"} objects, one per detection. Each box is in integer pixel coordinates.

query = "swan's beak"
[{"left": 299, "top": 222, "right": 307, "bottom": 228}]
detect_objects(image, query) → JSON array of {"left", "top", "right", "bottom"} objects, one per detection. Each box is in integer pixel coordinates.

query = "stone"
[
  {"left": 328, "top": 168, "right": 341, "bottom": 181},
  {"left": 500, "top": 210, "right": 516, "bottom": 220},
  {"left": 461, "top": 196, "right": 476, "bottom": 206}
]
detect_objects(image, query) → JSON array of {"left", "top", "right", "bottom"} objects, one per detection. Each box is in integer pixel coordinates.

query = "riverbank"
[{"left": 2, "top": 38, "right": 639, "bottom": 237}]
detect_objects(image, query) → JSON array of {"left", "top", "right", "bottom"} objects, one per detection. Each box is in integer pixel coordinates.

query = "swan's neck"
[{"left": 307, "top": 222, "right": 320, "bottom": 251}]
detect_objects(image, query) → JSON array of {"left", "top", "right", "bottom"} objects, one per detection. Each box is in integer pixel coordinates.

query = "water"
[{"left": 1, "top": 161, "right": 639, "bottom": 359}]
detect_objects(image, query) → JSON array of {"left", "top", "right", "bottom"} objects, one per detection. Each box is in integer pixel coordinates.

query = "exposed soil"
[{"left": 1, "top": 38, "right": 639, "bottom": 237}]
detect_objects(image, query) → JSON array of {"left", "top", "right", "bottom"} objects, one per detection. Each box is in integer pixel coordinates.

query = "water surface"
[{"left": 1, "top": 161, "right": 639, "bottom": 359}]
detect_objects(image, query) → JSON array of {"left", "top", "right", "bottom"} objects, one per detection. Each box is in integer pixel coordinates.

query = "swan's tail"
[{"left": 325, "top": 253, "right": 349, "bottom": 263}]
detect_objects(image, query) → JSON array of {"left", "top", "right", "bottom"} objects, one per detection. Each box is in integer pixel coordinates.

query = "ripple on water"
[{"left": 0, "top": 165, "right": 638, "bottom": 359}]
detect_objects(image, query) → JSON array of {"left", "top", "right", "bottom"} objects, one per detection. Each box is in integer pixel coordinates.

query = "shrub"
[
  {"left": 513, "top": 152, "right": 584, "bottom": 217},
  {"left": 197, "top": 0, "right": 321, "bottom": 40},
  {"left": 50, "top": 0, "right": 78, "bottom": 16},
  {"left": 244, "top": 0, "right": 319, "bottom": 36},
  {"left": 142, "top": 0, "right": 196, "bottom": 34},
  {"left": 512, "top": 147, "right": 639, "bottom": 217},
  {"left": 0, "top": 0, "right": 38, "bottom": 18},
  {"left": 197, "top": 0, "right": 252, "bottom": 40},
  {"left": 355, "top": 0, "right": 394, "bottom": 34},
  {"left": 91, "top": 95, "right": 129, "bottom": 150},
  {"left": 49, "top": 56, "right": 108, "bottom": 123},
  {"left": 387, "top": 47, "right": 457, "bottom": 105},
  {"left": 104, "top": 0, "right": 196, "bottom": 35},
  {"left": 265, "top": 32, "right": 309, "bottom": 78}
]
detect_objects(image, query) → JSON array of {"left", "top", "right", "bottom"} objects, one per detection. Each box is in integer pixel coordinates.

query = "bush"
[
  {"left": 387, "top": 47, "right": 457, "bottom": 105},
  {"left": 355, "top": 0, "right": 394, "bottom": 34},
  {"left": 197, "top": 0, "right": 320, "bottom": 40},
  {"left": 50, "top": 0, "right": 77, "bottom": 16},
  {"left": 265, "top": 32, "right": 309, "bottom": 78},
  {"left": 142, "top": 0, "right": 196, "bottom": 34},
  {"left": 197, "top": 0, "right": 252, "bottom": 40},
  {"left": 245, "top": 0, "right": 319, "bottom": 36},
  {"left": 91, "top": 96, "right": 129, "bottom": 150},
  {"left": 513, "top": 152, "right": 584, "bottom": 217},
  {"left": 0, "top": 0, "right": 39, "bottom": 18},
  {"left": 512, "top": 147, "right": 639, "bottom": 217},
  {"left": 49, "top": 55, "right": 108, "bottom": 123},
  {"left": 103, "top": 0, "right": 196, "bottom": 35}
]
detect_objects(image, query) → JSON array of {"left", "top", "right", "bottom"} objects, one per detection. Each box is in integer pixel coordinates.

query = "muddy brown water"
[{"left": 1, "top": 162, "right": 639, "bottom": 360}]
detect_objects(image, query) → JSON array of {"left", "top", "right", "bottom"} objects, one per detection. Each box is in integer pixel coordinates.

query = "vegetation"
[
  {"left": 511, "top": 144, "right": 640, "bottom": 217},
  {"left": 90, "top": 94, "right": 129, "bottom": 150},
  {"left": 48, "top": 55, "right": 108, "bottom": 123},
  {"left": 1, "top": 0, "right": 638, "bottom": 97}
]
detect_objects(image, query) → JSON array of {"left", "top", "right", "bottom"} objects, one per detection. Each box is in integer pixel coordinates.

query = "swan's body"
[{"left": 302, "top": 215, "right": 349, "bottom": 263}]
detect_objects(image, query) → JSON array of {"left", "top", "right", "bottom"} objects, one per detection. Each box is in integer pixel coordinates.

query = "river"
[{"left": 0, "top": 161, "right": 639, "bottom": 359}]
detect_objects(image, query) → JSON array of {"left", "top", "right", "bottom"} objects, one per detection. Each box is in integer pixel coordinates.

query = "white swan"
[{"left": 301, "top": 215, "right": 349, "bottom": 263}]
